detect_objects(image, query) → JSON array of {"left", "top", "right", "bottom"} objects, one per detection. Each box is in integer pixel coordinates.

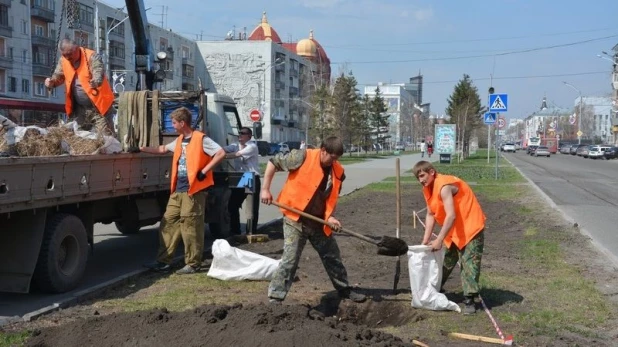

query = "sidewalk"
[{"left": 257, "top": 152, "right": 434, "bottom": 226}]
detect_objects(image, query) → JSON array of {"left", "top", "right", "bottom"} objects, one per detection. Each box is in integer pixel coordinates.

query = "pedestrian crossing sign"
[
  {"left": 489, "top": 94, "right": 508, "bottom": 112},
  {"left": 484, "top": 112, "right": 496, "bottom": 125}
]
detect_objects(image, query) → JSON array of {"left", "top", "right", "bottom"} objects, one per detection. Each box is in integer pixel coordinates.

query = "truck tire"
[
  {"left": 33, "top": 213, "right": 89, "bottom": 293},
  {"left": 115, "top": 200, "right": 141, "bottom": 235}
]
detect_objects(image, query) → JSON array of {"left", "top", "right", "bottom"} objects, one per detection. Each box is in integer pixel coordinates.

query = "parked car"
[
  {"left": 268, "top": 142, "right": 280, "bottom": 155},
  {"left": 588, "top": 146, "right": 610, "bottom": 159},
  {"left": 395, "top": 143, "right": 405, "bottom": 151},
  {"left": 256, "top": 140, "right": 270, "bottom": 156},
  {"left": 285, "top": 141, "right": 301, "bottom": 150},
  {"left": 559, "top": 143, "right": 572, "bottom": 154},
  {"left": 570, "top": 144, "right": 586, "bottom": 155},
  {"left": 533, "top": 146, "right": 551, "bottom": 157},
  {"left": 604, "top": 146, "right": 618, "bottom": 159},
  {"left": 576, "top": 145, "right": 591, "bottom": 158},
  {"left": 502, "top": 143, "right": 516, "bottom": 153}
]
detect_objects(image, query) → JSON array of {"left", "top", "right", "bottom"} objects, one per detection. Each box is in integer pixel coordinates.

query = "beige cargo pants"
[{"left": 156, "top": 191, "right": 207, "bottom": 268}]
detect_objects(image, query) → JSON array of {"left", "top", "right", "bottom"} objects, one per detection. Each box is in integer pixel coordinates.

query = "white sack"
[
  {"left": 408, "top": 245, "right": 461, "bottom": 312},
  {"left": 98, "top": 136, "right": 122, "bottom": 154},
  {"left": 13, "top": 126, "right": 48, "bottom": 142},
  {"left": 207, "top": 239, "right": 280, "bottom": 281}
]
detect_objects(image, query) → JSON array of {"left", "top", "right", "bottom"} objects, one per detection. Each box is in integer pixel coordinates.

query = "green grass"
[{"left": 0, "top": 331, "right": 29, "bottom": 347}]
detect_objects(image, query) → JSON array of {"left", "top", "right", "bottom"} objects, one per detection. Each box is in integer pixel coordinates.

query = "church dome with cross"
[{"left": 248, "top": 12, "right": 283, "bottom": 43}]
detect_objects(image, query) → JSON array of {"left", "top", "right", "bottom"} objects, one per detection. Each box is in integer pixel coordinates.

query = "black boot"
[
  {"left": 463, "top": 296, "right": 476, "bottom": 315},
  {"left": 338, "top": 288, "right": 367, "bottom": 303}
]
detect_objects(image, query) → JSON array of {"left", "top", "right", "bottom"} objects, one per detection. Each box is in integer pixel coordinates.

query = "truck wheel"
[
  {"left": 115, "top": 200, "right": 141, "bottom": 235},
  {"left": 33, "top": 213, "right": 89, "bottom": 293}
]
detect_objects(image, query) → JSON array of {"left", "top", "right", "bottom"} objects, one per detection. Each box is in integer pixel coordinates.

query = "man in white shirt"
[{"left": 224, "top": 127, "right": 261, "bottom": 236}]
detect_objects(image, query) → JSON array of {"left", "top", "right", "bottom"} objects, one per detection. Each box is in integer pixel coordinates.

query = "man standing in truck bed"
[
  {"left": 45, "top": 38, "right": 115, "bottom": 135},
  {"left": 140, "top": 107, "right": 225, "bottom": 274}
]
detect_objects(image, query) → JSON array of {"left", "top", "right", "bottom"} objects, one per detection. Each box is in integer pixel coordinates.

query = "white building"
[
  {"left": 362, "top": 83, "right": 416, "bottom": 145},
  {"left": 575, "top": 96, "right": 613, "bottom": 142}
]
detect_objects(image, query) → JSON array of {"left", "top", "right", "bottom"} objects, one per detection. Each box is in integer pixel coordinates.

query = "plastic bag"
[
  {"left": 207, "top": 239, "right": 280, "bottom": 281},
  {"left": 408, "top": 245, "right": 461, "bottom": 312}
]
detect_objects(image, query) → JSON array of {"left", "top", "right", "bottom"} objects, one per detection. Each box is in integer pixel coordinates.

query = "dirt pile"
[{"left": 25, "top": 303, "right": 412, "bottom": 347}]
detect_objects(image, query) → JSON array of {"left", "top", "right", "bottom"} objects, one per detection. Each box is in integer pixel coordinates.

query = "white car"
[
  {"left": 502, "top": 143, "right": 516, "bottom": 153},
  {"left": 588, "top": 146, "right": 609, "bottom": 159}
]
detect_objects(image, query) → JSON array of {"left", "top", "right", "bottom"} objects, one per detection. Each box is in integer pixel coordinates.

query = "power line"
[
  {"left": 332, "top": 34, "right": 618, "bottom": 64},
  {"left": 357, "top": 71, "right": 611, "bottom": 86},
  {"left": 324, "top": 27, "right": 617, "bottom": 48}
]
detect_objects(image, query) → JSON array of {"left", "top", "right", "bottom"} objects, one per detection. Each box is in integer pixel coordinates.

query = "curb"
[{"left": 503, "top": 155, "right": 618, "bottom": 268}]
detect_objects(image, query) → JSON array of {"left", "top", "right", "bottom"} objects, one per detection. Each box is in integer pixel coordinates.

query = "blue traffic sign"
[
  {"left": 489, "top": 94, "right": 508, "bottom": 112},
  {"left": 484, "top": 112, "right": 496, "bottom": 125}
]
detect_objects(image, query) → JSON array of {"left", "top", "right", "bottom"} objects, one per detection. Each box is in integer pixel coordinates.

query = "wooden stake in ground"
[{"left": 393, "top": 158, "right": 402, "bottom": 292}]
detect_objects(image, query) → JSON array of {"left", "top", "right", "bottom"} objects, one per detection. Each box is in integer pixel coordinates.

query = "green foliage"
[
  {"left": 330, "top": 72, "right": 364, "bottom": 148},
  {"left": 445, "top": 74, "right": 485, "bottom": 157},
  {"left": 369, "top": 86, "right": 389, "bottom": 146},
  {"left": 0, "top": 331, "right": 30, "bottom": 347}
]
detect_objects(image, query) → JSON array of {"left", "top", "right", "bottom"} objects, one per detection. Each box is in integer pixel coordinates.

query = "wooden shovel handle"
[{"left": 269, "top": 201, "right": 379, "bottom": 245}]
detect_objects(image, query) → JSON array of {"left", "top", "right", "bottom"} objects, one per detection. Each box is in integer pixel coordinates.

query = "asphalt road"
[
  {"left": 503, "top": 150, "right": 618, "bottom": 265},
  {"left": 0, "top": 152, "right": 431, "bottom": 323}
]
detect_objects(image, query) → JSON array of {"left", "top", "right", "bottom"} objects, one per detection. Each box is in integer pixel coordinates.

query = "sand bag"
[
  {"left": 207, "top": 239, "right": 280, "bottom": 281},
  {"left": 408, "top": 245, "right": 461, "bottom": 312}
]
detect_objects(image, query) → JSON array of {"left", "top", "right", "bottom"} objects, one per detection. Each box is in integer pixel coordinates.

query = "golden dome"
[{"left": 296, "top": 30, "right": 317, "bottom": 57}]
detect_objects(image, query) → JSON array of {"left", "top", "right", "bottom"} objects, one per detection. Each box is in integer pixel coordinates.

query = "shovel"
[{"left": 270, "top": 201, "right": 408, "bottom": 257}]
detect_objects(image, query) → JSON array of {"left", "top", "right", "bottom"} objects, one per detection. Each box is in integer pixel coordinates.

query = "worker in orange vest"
[
  {"left": 413, "top": 160, "right": 486, "bottom": 314},
  {"left": 140, "top": 107, "right": 225, "bottom": 274},
  {"left": 45, "top": 38, "right": 115, "bottom": 135},
  {"left": 261, "top": 136, "right": 366, "bottom": 304}
]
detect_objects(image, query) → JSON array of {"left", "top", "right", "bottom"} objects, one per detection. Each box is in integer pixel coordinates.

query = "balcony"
[
  {"left": 271, "top": 119, "right": 282, "bottom": 125},
  {"left": 182, "top": 75, "right": 194, "bottom": 84},
  {"left": 0, "top": 0, "right": 10, "bottom": 6},
  {"left": 289, "top": 68, "right": 299, "bottom": 78},
  {"left": 182, "top": 57, "right": 193, "bottom": 66},
  {"left": 31, "top": 34, "right": 55, "bottom": 48},
  {"left": 287, "top": 121, "right": 295, "bottom": 128},
  {"left": 32, "top": 62, "right": 49, "bottom": 76},
  {"left": 31, "top": 4, "right": 56, "bottom": 22},
  {"left": 274, "top": 100, "right": 284, "bottom": 107},
  {"left": 275, "top": 63, "right": 285, "bottom": 72},
  {"left": 289, "top": 86, "right": 299, "bottom": 97},
  {"left": 275, "top": 81, "right": 285, "bottom": 90},
  {"left": 0, "top": 54, "right": 12, "bottom": 70},
  {"left": 0, "top": 23, "right": 12, "bottom": 38},
  {"left": 109, "top": 55, "right": 125, "bottom": 67}
]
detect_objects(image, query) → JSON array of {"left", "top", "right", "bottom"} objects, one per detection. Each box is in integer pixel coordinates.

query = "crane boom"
[{"left": 124, "top": 0, "right": 154, "bottom": 90}]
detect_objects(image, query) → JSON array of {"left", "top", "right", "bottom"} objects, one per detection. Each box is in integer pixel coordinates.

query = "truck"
[
  {"left": 540, "top": 137, "right": 558, "bottom": 154},
  {"left": 0, "top": 0, "right": 253, "bottom": 294}
]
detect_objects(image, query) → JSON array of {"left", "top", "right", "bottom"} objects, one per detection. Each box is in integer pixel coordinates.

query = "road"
[
  {"left": 0, "top": 152, "right": 432, "bottom": 323},
  {"left": 503, "top": 151, "right": 618, "bottom": 265}
]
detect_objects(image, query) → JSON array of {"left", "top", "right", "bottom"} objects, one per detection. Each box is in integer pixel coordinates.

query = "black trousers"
[{"left": 228, "top": 175, "right": 261, "bottom": 235}]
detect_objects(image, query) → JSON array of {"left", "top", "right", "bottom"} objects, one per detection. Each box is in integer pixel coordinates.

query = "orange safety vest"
[
  {"left": 277, "top": 149, "right": 344, "bottom": 236},
  {"left": 423, "top": 174, "right": 486, "bottom": 249},
  {"left": 170, "top": 131, "right": 214, "bottom": 196},
  {"left": 61, "top": 47, "right": 114, "bottom": 116}
]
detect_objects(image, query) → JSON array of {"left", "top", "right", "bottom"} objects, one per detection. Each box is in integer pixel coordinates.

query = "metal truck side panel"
[
  {"left": 0, "top": 162, "right": 34, "bottom": 206},
  {"left": 31, "top": 163, "right": 64, "bottom": 202},
  {"left": 0, "top": 211, "right": 46, "bottom": 293}
]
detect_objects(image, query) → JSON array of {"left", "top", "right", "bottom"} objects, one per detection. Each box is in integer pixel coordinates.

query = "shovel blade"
[{"left": 376, "top": 236, "right": 409, "bottom": 256}]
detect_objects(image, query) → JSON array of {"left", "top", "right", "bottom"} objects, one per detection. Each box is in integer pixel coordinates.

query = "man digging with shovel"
[
  {"left": 261, "top": 136, "right": 366, "bottom": 304},
  {"left": 413, "top": 161, "right": 486, "bottom": 314}
]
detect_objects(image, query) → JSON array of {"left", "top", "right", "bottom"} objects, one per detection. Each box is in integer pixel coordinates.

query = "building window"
[
  {"left": 181, "top": 45, "right": 190, "bottom": 59},
  {"left": 107, "top": 17, "right": 125, "bottom": 36},
  {"left": 35, "top": 81, "right": 46, "bottom": 96},
  {"left": 110, "top": 41, "right": 125, "bottom": 58},
  {"left": 8, "top": 77, "right": 16, "bottom": 92},
  {"left": 182, "top": 64, "right": 194, "bottom": 78},
  {"left": 159, "top": 38, "right": 168, "bottom": 52},
  {"left": 0, "top": 6, "right": 9, "bottom": 27},
  {"left": 22, "top": 79, "right": 30, "bottom": 94},
  {"left": 78, "top": 4, "right": 94, "bottom": 26},
  {"left": 34, "top": 25, "right": 44, "bottom": 37},
  {"left": 22, "top": 50, "right": 27, "bottom": 63},
  {"left": 8, "top": 46, "right": 12, "bottom": 59},
  {"left": 21, "top": 20, "right": 28, "bottom": 34}
]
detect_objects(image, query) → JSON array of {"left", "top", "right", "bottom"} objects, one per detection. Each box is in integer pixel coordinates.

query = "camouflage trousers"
[
  {"left": 441, "top": 230, "right": 485, "bottom": 297},
  {"left": 71, "top": 103, "right": 116, "bottom": 136},
  {"left": 268, "top": 217, "right": 350, "bottom": 300}
]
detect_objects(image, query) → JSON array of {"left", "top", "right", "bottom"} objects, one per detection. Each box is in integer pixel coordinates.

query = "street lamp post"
[
  {"left": 563, "top": 82, "right": 583, "bottom": 144},
  {"left": 105, "top": 16, "right": 130, "bottom": 82},
  {"left": 261, "top": 57, "right": 284, "bottom": 108}
]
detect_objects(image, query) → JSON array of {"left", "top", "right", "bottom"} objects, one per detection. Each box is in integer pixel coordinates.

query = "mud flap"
[{"left": 0, "top": 210, "right": 47, "bottom": 293}]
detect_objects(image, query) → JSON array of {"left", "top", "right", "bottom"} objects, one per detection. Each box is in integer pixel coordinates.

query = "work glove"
[{"left": 197, "top": 171, "right": 206, "bottom": 181}]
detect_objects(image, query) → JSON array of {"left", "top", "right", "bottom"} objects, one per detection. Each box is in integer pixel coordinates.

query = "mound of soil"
[{"left": 26, "top": 303, "right": 411, "bottom": 347}]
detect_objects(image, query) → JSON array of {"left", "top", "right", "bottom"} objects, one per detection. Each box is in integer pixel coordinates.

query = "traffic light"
[{"left": 253, "top": 122, "right": 262, "bottom": 139}]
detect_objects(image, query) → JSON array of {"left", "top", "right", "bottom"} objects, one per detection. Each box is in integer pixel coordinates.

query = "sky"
[{"left": 102, "top": 0, "right": 618, "bottom": 122}]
